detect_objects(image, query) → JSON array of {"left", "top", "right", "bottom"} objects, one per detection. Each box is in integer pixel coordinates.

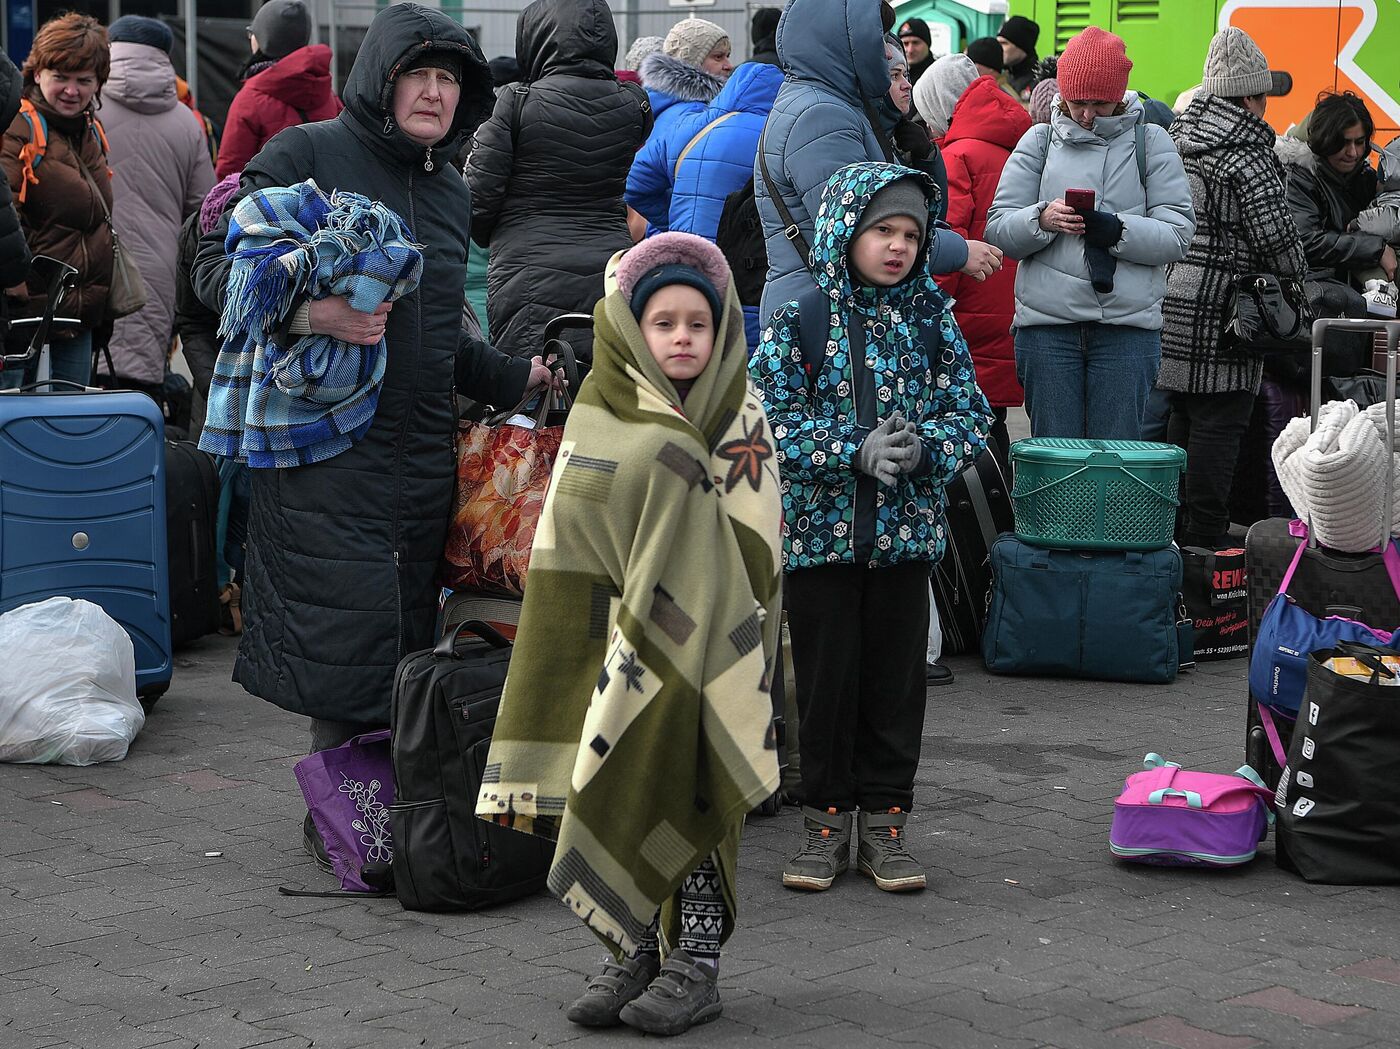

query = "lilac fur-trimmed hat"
[{"left": 614, "top": 232, "right": 732, "bottom": 321}]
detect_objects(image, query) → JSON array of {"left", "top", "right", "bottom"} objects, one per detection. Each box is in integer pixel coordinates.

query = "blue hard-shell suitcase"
[{"left": 0, "top": 389, "right": 173, "bottom": 699}]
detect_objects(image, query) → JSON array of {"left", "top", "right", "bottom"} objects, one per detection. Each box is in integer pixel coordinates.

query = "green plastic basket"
[{"left": 1010, "top": 438, "right": 1185, "bottom": 551}]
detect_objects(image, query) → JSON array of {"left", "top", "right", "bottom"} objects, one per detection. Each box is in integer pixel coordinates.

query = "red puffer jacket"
[
  {"left": 935, "top": 76, "right": 1032, "bottom": 408},
  {"left": 216, "top": 45, "right": 342, "bottom": 179}
]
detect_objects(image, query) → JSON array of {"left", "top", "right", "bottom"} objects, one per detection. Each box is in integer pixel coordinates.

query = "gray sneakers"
[
  {"left": 782, "top": 806, "right": 852, "bottom": 891},
  {"left": 566, "top": 952, "right": 659, "bottom": 1027},
  {"left": 617, "top": 948, "right": 722, "bottom": 1036},
  {"left": 856, "top": 808, "right": 927, "bottom": 892}
]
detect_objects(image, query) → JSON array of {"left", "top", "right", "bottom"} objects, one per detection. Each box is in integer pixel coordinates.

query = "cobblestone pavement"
[{"left": 5, "top": 632, "right": 1400, "bottom": 1049}]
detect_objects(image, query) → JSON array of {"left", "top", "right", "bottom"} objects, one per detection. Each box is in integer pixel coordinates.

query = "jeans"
[
  {"left": 785, "top": 561, "right": 930, "bottom": 812},
  {"left": 1149, "top": 387, "right": 1255, "bottom": 544},
  {"left": 1014, "top": 323, "right": 1161, "bottom": 440},
  {"left": 0, "top": 330, "right": 92, "bottom": 390}
]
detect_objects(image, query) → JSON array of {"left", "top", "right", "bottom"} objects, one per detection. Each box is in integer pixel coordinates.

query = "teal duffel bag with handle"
[{"left": 982, "top": 534, "right": 1193, "bottom": 684}]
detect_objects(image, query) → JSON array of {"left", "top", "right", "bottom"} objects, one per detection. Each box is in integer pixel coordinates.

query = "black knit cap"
[
  {"left": 998, "top": 15, "right": 1039, "bottom": 55},
  {"left": 966, "top": 36, "right": 1003, "bottom": 71},
  {"left": 404, "top": 48, "right": 463, "bottom": 82},
  {"left": 629, "top": 264, "right": 723, "bottom": 325},
  {"left": 897, "top": 17, "right": 931, "bottom": 46}
]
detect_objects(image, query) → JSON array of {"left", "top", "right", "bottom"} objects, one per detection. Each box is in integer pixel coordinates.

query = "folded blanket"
[
  {"left": 1273, "top": 398, "right": 1389, "bottom": 552},
  {"left": 198, "top": 179, "right": 423, "bottom": 468}
]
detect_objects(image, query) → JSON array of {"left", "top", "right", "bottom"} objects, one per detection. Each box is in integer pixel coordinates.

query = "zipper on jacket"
[
  {"left": 423, "top": 147, "right": 434, "bottom": 172},
  {"left": 387, "top": 168, "right": 420, "bottom": 664}
]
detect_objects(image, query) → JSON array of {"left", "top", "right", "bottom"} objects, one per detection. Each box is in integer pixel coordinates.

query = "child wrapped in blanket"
[{"left": 1351, "top": 134, "right": 1400, "bottom": 316}]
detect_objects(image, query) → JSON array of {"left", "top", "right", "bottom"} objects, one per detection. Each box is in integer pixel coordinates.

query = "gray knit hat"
[
  {"left": 248, "top": 0, "right": 312, "bottom": 61},
  {"left": 663, "top": 18, "right": 729, "bottom": 68},
  {"left": 622, "top": 35, "right": 664, "bottom": 72},
  {"left": 912, "top": 53, "right": 977, "bottom": 140},
  {"left": 854, "top": 178, "right": 929, "bottom": 245},
  {"left": 1202, "top": 27, "right": 1275, "bottom": 98}
]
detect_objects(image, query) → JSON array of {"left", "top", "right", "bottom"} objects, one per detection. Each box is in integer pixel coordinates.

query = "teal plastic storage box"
[{"left": 1010, "top": 438, "right": 1185, "bottom": 552}]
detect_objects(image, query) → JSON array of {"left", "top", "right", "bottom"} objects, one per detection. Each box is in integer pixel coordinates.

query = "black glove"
[
  {"left": 893, "top": 118, "right": 933, "bottom": 161},
  {"left": 1076, "top": 208, "right": 1123, "bottom": 293},
  {"left": 1080, "top": 208, "right": 1124, "bottom": 248}
]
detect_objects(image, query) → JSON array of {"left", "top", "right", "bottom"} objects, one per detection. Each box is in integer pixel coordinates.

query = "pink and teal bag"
[{"left": 1110, "top": 753, "right": 1274, "bottom": 867}]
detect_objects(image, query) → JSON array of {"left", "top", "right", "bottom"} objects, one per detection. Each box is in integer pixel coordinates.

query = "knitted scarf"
[
  {"left": 198, "top": 180, "right": 422, "bottom": 469},
  {"left": 476, "top": 283, "right": 783, "bottom": 958}
]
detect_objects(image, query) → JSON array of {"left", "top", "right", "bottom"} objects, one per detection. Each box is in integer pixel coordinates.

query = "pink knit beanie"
[{"left": 1056, "top": 26, "right": 1132, "bottom": 103}]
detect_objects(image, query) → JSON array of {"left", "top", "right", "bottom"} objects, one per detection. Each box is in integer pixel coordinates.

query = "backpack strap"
[
  {"left": 674, "top": 110, "right": 739, "bottom": 181},
  {"left": 756, "top": 127, "right": 814, "bottom": 272},
  {"left": 506, "top": 83, "right": 527, "bottom": 147},
  {"left": 16, "top": 99, "right": 46, "bottom": 204}
]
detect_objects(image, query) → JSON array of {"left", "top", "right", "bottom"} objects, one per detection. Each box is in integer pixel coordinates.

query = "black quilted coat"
[
  {"left": 0, "top": 53, "right": 29, "bottom": 291},
  {"left": 192, "top": 4, "right": 529, "bottom": 725},
  {"left": 466, "top": 0, "right": 651, "bottom": 361}
]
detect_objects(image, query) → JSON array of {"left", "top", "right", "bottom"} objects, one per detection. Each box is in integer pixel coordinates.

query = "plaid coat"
[{"left": 1158, "top": 95, "right": 1308, "bottom": 395}]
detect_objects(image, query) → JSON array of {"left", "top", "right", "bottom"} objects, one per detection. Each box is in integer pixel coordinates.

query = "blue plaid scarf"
[{"left": 198, "top": 180, "right": 424, "bottom": 469}]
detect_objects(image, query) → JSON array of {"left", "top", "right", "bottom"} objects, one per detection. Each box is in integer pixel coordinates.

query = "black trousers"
[
  {"left": 784, "top": 561, "right": 930, "bottom": 812},
  {"left": 1152, "top": 388, "right": 1255, "bottom": 543}
]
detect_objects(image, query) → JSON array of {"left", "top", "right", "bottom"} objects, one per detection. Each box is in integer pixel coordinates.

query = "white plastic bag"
[{"left": 0, "top": 597, "right": 145, "bottom": 765}]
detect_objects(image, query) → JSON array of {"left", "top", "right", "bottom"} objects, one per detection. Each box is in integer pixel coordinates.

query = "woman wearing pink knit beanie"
[{"left": 984, "top": 26, "right": 1195, "bottom": 440}]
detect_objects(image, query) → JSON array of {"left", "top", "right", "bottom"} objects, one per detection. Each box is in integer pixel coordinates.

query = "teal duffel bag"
[{"left": 982, "top": 535, "right": 1193, "bottom": 684}]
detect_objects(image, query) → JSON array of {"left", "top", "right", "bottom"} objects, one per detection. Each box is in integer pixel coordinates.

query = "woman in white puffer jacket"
[{"left": 985, "top": 26, "right": 1194, "bottom": 440}]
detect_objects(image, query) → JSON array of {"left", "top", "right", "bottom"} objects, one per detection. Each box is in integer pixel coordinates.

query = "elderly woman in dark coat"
[
  {"left": 192, "top": 3, "right": 546, "bottom": 868},
  {"left": 1151, "top": 28, "right": 1308, "bottom": 549},
  {"left": 466, "top": 0, "right": 651, "bottom": 362}
]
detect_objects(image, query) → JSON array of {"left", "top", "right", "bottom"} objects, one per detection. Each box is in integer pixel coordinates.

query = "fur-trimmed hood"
[
  {"left": 640, "top": 50, "right": 723, "bottom": 106},
  {"left": 1274, "top": 132, "right": 1314, "bottom": 171}
]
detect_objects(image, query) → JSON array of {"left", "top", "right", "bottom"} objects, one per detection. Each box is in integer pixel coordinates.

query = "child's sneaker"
[
  {"left": 617, "top": 949, "right": 721, "bottom": 1036},
  {"left": 856, "top": 808, "right": 927, "bottom": 892},
  {"left": 567, "top": 952, "right": 659, "bottom": 1027},
  {"left": 1363, "top": 279, "right": 1398, "bottom": 318},
  {"left": 781, "top": 806, "right": 851, "bottom": 890}
]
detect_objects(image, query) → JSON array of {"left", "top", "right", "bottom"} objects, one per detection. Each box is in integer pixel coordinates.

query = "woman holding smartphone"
[{"left": 985, "top": 26, "right": 1194, "bottom": 440}]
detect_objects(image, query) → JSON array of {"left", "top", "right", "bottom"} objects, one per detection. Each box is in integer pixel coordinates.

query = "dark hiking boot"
[
  {"left": 857, "top": 808, "right": 927, "bottom": 892},
  {"left": 566, "top": 952, "right": 660, "bottom": 1027},
  {"left": 781, "top": 806, "right": 851, "bottom": 891},
  {"left": 618, "top": 948, "right": 721, "bottom": 1036},
  {"left": 302, "top": 812, "right": 334, "bottom": 875}
]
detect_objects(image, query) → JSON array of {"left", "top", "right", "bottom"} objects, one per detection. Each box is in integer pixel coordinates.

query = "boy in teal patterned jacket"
[{"left": 749, "top": 161, "right": 990, "bottom": 894}]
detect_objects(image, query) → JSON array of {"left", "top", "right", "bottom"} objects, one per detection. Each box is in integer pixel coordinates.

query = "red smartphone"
[{"left": 1064, "top": 188, "right": 1096, "bottom": 212}]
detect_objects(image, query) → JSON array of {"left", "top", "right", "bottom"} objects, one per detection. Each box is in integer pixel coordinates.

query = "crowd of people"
[{"left": 3, "top": 0, "right": 1400, "bottom": 1038}]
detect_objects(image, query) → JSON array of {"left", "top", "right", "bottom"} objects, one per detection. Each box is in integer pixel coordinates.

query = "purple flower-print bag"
[{"left": 293, "top": 730, "right": 394, "bottom": 893}]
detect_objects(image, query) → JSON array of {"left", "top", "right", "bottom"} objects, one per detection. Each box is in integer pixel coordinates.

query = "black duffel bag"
[
  {"left": 389, "top": 620, "right": 554, "bottom": 911},
  {"left": 1275, "top": 642, "right": 1400, "bottom": 884}
]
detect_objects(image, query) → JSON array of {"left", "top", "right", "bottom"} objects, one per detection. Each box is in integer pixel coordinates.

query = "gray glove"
[
  {"left": 857, "top": 416, "right": 916, "bottom": 486},
  {"left": 895, "top": 420, "right": 923, "bottom": 474}
]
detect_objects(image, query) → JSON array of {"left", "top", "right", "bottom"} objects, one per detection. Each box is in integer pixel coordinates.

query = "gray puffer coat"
[
  {"left": 192, "top": 3, "right": 530, "bottom": 724},
  {"left": 1157, "top": 95, "right": 1308, "bottom": 395},
  {"left": 985, "top": 94, "right": 1195, "bottom": 331},
  {"left": 466, "top": 0, "right": 650, "bottom": 362}
]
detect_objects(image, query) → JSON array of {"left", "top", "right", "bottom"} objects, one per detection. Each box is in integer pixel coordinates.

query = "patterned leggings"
[{"left": 631, "top": 857, "right": 724, "bottom": 968}]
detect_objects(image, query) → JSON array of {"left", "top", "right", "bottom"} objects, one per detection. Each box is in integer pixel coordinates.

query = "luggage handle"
[
  {"left": 1308, "top": 319, "right": 1400, "bottom": 551},
  {"left": 433, "top": 618, "right": 512, "bottom": 658},
  {"left": 1148, "top": 787, "right": 1203, "bottom": 808},
  {"left": 482, "top": 338, "right": 578, "bottom": 428},
  {"left": 1011, "top": 463, "right": 1181, "bottom": 507},
  {"left": 15, "top": 379, "right": 88, "bottom": 393}
]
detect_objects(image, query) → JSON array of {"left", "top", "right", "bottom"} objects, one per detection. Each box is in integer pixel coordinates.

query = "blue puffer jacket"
[
  {"left": 638, "top": 62, "right": 783, "bottom": 351},
  {"left": 755, "top": 0, "right": 969, "bottom": 322},
  {"left": 750, "top": 162, "right": 991, "bottom": 571},
  {"left": 626, "top": 51, "right": 724, "bottom": 233}
]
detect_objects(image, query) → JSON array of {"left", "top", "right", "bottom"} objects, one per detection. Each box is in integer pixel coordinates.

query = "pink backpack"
[{"left": 1110, "top": 754, "right": 1274, "bottom": 868}]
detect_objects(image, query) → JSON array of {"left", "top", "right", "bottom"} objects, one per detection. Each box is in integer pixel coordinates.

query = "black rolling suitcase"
[
  {"left": 388, "top": 620, "right": 554, "bottom": 912},
  {"left": 165, "top": 439, "right": 221, "bottom": 648},
  {"left": 931, "top": 441, "right": 1014, "bottom": 655},
  {"left": 1245, "top": 320, "right": 1400, "bottom": 787}
]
